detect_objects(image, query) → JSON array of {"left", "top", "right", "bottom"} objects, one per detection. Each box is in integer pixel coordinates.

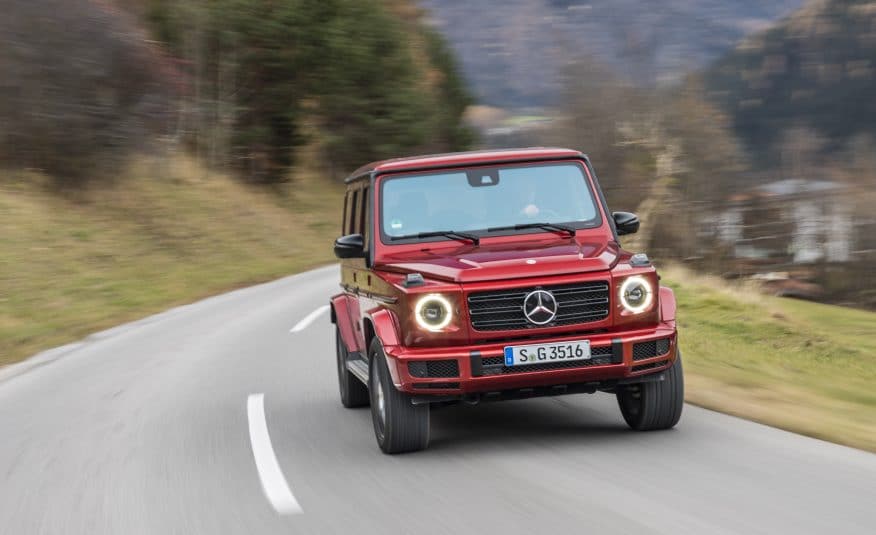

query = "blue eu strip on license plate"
[{"left": 504, "top": 346, "right": 514, "bottom": 366}]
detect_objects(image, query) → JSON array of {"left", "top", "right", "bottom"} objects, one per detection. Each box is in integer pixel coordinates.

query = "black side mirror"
[
  {"left": 334, "top": 234, "right": 366, "bottom": 259},
  {"left": 613, "top": 212, "right": 640, "bottom": 236}
]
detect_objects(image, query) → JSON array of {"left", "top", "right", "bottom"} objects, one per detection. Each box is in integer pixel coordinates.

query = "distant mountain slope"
[
  {"left": 418, "top": 0, "right": 804, "bottom": 107},
  {"left": 701, "top": 0, "right": 876, "bottom": 165}
]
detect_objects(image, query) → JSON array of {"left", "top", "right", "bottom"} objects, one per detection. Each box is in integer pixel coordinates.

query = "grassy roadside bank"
[
  {"left": 2, "top": 172, "right": 874, "bottom": 452},
  {"left": 0, "top": 155, "right": 342, "bottom": 367},
  {"left": 663, "top": 265, "right": 876, "bottom": 452}
]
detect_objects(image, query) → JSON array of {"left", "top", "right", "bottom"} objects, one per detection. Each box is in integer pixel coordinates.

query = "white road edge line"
[
  {"left": 289, "top": 305, "right": 330, "bottom": 334},
  {"left": 247, "top": 393, "right": 303, "bottom": 516}
]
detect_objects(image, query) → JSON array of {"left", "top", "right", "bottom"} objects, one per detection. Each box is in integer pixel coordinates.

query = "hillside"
[
  {"left": 701, "top": 0, "right": 876, "bottom": 166},
  {"left": 0, "top": 156, "right": 342, "bottom": 367},
  {"left": 418, "top": 0, "right": 804, "bottom": 107}
]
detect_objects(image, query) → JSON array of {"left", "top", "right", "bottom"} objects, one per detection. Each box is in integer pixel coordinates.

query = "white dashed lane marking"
[
  {"left": 247, "top": 393, "right": 303, "bottom": 515},
  {"left": 289, "top": 305, "right": 330, "bottom": 334}
]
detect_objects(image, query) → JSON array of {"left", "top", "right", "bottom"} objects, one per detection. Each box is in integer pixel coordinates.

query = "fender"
[
  {"left": 368, "top": 307, "right": 402, "bottom": 347},
  {"left": 330, "top": 293, "right": 359, "bottom": 353},
  {"left": 659, "top": 286, "right": 677, "bottom": 325},
  {"left": 367, "top": 307, "right": 403, "bottom": 385}
]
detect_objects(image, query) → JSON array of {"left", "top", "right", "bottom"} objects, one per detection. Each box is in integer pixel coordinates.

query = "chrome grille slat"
[
  {"left": 470, "top": 317, "right": 535, "bottom": 327},
  {"left": 559, "top": 297, "right": 609, "bottom": 306},
  {"left": 467, "top": 281, "right": 611, "bottom": 332},
  {"left": 551, "top": 287, "right": 608, "bottom": 295},
  {"left": 469, "top": 305, "right": 523, "bottom": 315},
  {"left": 467, "top": 293, "right": 528, "bottom": 303},
  {"left": 552, "top": 311, "right": 609, "bottom": 321}
]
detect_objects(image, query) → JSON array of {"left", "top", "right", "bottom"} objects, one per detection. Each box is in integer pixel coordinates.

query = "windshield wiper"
[
  {"left": 390, "top": 230, "right": 480, "bottom": 245},
  {"left": 486, "top": 222, "right": 576, "bottom": 237}
]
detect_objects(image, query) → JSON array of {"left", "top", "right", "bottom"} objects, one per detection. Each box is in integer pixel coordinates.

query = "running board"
[{"left": 346, "top": 355, "right": 369, "bottom": 384}]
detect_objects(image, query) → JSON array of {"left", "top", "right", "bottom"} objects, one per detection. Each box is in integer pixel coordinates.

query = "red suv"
[{"left": 331, "top": 148, "right": 682, "bottom": 453}]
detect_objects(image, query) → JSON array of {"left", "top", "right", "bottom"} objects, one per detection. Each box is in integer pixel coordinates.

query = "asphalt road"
[{"left": 1, "top": 265, "right": 874, "bottom": 534}]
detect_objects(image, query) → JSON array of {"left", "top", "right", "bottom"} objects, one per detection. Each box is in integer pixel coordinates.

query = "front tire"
[
  {"left": 336, "top": 328, "right": 369, "bottom": 408},
  {"left": 617, "top": 350, "right": 684, "bottom": 431},
  {"left": 369, "top": 338, "right": 430, "bottom": 454}
]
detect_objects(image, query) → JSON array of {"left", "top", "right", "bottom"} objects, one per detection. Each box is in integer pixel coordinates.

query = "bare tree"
[{"left": 0, "top": 0, "right": 171, "bottom": 186}]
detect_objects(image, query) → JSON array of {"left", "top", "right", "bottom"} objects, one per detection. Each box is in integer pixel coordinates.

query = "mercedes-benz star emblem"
[{"left": 523, "top": 290, "right": 558, "bottom": 325}]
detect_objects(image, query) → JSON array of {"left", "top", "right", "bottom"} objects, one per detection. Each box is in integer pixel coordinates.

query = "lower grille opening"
[
  {"left": 482, "top": 356, "right": 504, "bottom": 367},
  {"left": 408, "top": 360, "right": 460, "bottom": 378},
  {"left": 632, "top": 338, "right": 672, "bottom": 361}
]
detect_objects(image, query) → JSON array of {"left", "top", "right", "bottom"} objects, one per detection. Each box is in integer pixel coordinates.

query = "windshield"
[{"left": 380, "top": 162, "right": 601, "bottom": 243}]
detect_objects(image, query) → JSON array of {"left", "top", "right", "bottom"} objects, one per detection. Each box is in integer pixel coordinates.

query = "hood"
[{"left": 377, "top": 239, "right": 619, "bottom": 283}]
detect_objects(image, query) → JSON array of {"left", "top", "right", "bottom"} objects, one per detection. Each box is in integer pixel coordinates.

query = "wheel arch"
[
  {"left": 365, "top": 307, "right": 403, "bottom": 385},
  {"left": 330, "top": 294, "right": 358, "bottom": 353},
  {"left": 362, "top": 317, "right": 376, "bottom": 354},
  {"left": 366, "top": 307, "right": 402, "bottom": 349}
]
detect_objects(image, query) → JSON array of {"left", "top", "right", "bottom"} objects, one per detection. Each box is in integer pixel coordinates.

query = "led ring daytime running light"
[
  {"left": 414, "top": 294, "right": 453, "bottom": 331},
  {"left": 619, "top": 275, "right": 653, "bottom": 314}
]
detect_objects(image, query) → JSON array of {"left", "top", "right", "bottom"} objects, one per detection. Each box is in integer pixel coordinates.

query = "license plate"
[{"left": 504, "top": 340, "right": 591, "bottom": 366}]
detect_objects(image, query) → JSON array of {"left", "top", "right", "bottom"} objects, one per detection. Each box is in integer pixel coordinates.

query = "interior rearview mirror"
[{"left": 613, "top": 212, "right": 640, "bottom": 236}]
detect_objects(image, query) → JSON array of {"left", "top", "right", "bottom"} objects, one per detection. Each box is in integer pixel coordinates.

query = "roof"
[{"left": 345, "top": 147, "right": 586, "bottom": 183}]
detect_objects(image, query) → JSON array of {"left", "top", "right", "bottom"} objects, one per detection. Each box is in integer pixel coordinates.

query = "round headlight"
[
  {"left": 619, "top": 276, "right": 653, "bottom": 314},
  {"left": 414, "top": 294, "right": 453, "bottom": 331}
]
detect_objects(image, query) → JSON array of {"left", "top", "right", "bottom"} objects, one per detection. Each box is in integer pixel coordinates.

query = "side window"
[
  {"left": 349, "top": 189, "right": 360, "bottom": 235},
  {"left": 341, "top": 193, "right": 349, "bottom": 234},
  {"left": 360, "top": 186, "right": 370, "bottom": 245}
]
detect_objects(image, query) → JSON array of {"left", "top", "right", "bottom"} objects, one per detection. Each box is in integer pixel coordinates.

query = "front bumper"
[{"left": 382, "top": 322, "right": 677, "bottom": 395}]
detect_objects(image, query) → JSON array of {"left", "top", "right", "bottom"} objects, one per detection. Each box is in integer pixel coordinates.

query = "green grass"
[
  {"left": 0, "top": 155, "right": 342, "bottom": 367},
  {"left": 663, "top": 265, "right": 876, "bottom": 452}
]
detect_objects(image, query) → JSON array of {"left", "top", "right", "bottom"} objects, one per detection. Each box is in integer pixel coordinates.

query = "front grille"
[
  {"left": 408, "top": 360, "right": 460, "bottom": 378},
  {"left": 467, "top": 281, "right": 610, "bottom": 331},
  {"left": 481, "top": 345, "right": 614, "bottom": 375},
  {"left": 632, "top": 338, "right": 672, "bottom": 361}
]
